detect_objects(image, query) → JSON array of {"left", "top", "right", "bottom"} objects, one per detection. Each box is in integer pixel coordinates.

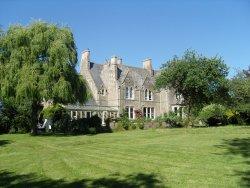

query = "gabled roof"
[
  {"left": 88, "top": 62, "right": 159, "bottom": 89},
  {"left": 89, "top": 62, "right": 104, "bottom": 88}
]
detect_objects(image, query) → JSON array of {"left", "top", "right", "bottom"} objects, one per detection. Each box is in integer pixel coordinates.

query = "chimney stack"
[
  {"left": 80, "top": 49, "right": 90, "bottom": 71},
  {"left": 110, "top": 55, "right": 118, "bottom": 65},
  {"left": 81, "top": 49, "right": 90, "bottom": 61},
  {"left": 142, "top": 58, "right": 153, "bottom": 75},
  {"left": 110, "top": 56, "right": 118, "bottom": 79},
  {"left": 117, "top": 57, "right": 122, "bottom": 65}
]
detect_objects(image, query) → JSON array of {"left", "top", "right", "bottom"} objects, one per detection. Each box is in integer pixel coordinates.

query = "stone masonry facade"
[{"left": 66, "top": 49, "right": 182, "bottom": 123}]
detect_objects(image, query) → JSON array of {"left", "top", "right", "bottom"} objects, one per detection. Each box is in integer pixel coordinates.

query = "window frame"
[
  {"left": 143, "top": 107, "right": 155, "bottom": 119},
  {"left": 125, "top": 86, "right": 134, "bottom": 100},
  {"left": 125, "top": 106, "right": 134, "bottom": 119},
  {"left": 144, "top": 89, "right": 153, "bottom": 101}
]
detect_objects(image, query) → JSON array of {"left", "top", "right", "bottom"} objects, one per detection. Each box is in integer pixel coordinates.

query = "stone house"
[{"left": 66, "top": 50, "right": 182, "bottom": 124}]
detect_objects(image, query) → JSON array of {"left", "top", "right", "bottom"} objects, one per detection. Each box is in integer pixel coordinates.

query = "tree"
[
  {"left": 0, "top": 21, "right": 87, "bottom": 133},
  {"left": 156, "top": 50, "right": 229, "bottom": 116},
  {"left": 229, "top": 67, "right": 250, "bottom": 123}
]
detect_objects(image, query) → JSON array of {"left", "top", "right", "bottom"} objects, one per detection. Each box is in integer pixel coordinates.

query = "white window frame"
[
  {"left": 144, "top": 89, "right": 153, "bottom": 101},
  {"left": 125, "top": 106, "right": 134, "bottom": 119},
  {"left": 125, "top": 87, "right": 134, "bottom": 100},
  {"left": 171, "top": 105, "right": 183, "bottom": 117},
  {"left": 143, "top": 107, "right": 155, "bottom": 119}
]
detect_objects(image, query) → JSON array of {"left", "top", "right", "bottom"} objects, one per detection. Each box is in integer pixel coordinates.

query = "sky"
[{"left": 0, "top": 0, "right": 249, "bottom": 77}]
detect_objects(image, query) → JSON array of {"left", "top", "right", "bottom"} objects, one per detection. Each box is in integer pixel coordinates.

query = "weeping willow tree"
[{"left": 0, "top": 21, "right": 87, "bottom": 133}]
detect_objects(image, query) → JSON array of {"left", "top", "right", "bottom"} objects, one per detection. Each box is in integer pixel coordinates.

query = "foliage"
[
  {"left": 0, "top": 21, "right": 87, "bottom": 133},
  {"left": 66, "top": 115, "right": 103, "bottom": 135},
  {"left": 181, "top": 116, "right": 202, "bottom": 127},
  {"left": 88, "top": 127, "right": 97, "bottom": 134},
  {"left": 0, "top": 100, "right": 34, "bottom": 133},
  {"left": 118, "top": 110, "right": 132, "bottom": 130},
  {"left": 160, "top": 112, "right": 183, "bottom": 127},
  {"left": 42, "top": 104, "right": 71, "bottom": 133},
  {"left": 229, "top": 67, "right": 250, "bottom": 124},
  {"left": 134, "top": 109, "right": 144, "bottom": 129},
  {"left": 199, "top": 104, "right": 227, "bottom": 126},
  {"left": 156, "top": 50, "right": 229, "bottom": 115}
]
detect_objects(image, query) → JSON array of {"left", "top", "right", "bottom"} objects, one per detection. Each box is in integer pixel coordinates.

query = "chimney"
[
  {"left": 117, "top": 57, "right": 122, "bottom": 65},
  {"left": 142, "top": 58, "right": 153, "bottom": 75},
  {"left": 110, "top": 55, "right": 118, "bottom": 65},
  {"left": 110, "top": 56, "right": 118, "bottom": 79},
  {"left": 80, "top": 49, "right": 90, "bottom": 71}
]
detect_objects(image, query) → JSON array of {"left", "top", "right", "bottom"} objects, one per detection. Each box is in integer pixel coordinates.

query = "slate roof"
[
  {"left": 89, "top": 62, "right": 104, "bottom": 87},
  {"left": 89, "top": 62, "right": 159, "bottom": 89}
]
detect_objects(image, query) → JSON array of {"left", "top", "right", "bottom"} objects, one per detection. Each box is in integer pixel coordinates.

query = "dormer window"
[
  {"left": 176, "top": 93, "right": 181, "bottom": 100},
  {"left": 145, "top": 89, "right": 153, "bottom": 101},
  {"left": 125, "top": 87, "right": 134, "bottom": 99},
  {"left": 99, "top": 88, "right": 106, "bottom": 96}
]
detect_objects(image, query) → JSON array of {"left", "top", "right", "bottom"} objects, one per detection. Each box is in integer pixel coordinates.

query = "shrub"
[
  {"left": 236, "top": 103, "right": 250, "bottom": 125},
  {"left": 41, "top": 104, "right": 71, "bottom": 133},
  {"left": 134, "top": 118, "right": 145, "bottom": 129},
  {"left": 69, "top": 115, "right": 103, "bottom": 135},
  {"left": 133, "top": 109, "right": 145, "bottom": 129},
  {"left": 181, "top": 116, "right": 203, "bottom": 127},
  {"left": 89, "top": 115, "right": 102, "bottom": 132},
  {"left": 118, "top": 111, "right": 131, "bottom": 130},
  {"left": 199, "top": 104, "right": 227, "bottom": 126},
  {"left": 161, "top": 112, "right": 183, "bottom": 127},
  {"left": 0, "top": 101, "right": 33, "bottom": 133},
  {"left": 70, "top": 118, "right": 89, "bottom": 134},
  {"left": 88, "top": 127, "right": 97, "bottom": 134},
  {"left": 113, "top": 122, "right": 126, "bottom": 132},
  {"left": 0, "top": 114, "right": 11, "bottom": 133}
]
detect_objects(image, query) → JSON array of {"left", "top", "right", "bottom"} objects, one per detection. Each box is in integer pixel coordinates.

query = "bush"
[
  {"left": 41, "top": 104, "right": 71, "bottom": 133},
  {"left": 89, "top": 115, "right": 102, "bottom": 132},
  {"left": 134, "top": 118, "right": 145, "bottom": 129},
  {"left": 134, "top": 109, "right": 145, "bottom": 129},
  {"left": 181, "top": 116, "right": 203, "bottom": 127},
  {"left": 236, "top": 103, "right": 250, "bottom": 125},
  {"left": 161, "top": 112, "right": 183, "bottom": 127},
  {"left": 69, "top": 115, "right": 103, "bottom": 135},
  {"left": 88, "top": 127, "right": 97, "bottom": 134},
  {"left": 0, "top": 101, "right": 33, "bottom": 133},
  {"left": 199, "top": 104, "right": 227, "bottom": 126},
  {"left": 0, "top": 114, "right": 11, "bottom": 133},
  {"left": 117, "top": 111, "right": 131, "bottom": 130}
]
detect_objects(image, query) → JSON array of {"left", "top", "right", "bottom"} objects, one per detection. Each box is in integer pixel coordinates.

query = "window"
[
  {"left": 125, "top": 87, "right": 134, "bottom": 99},
  {"left": 174, "top": 107, "right": 178, "bottom": 114},
  {"left": 86, "top": 111, "right": 92, "bottom": 118},
  {"left": 149, "top": 90, "right": 153, "bottom": 100},
  {"left": 144, "top": 89, "right": 148, "bottom": 100},
  {"left": 171, "top": 106, "right": 183, "bottom": 117},
  {"left": 145, "top": 89, "right": 153, "bottom": 101},
  {"left": 143, "top": 107, "right": 155, "bottom": 119},
  {"left": 176, "top": 93, "right": 181, "bottom": 100},
  {"left": 100, "top": 89, "right": 105, "bottom": 96},
  {"left": 125, "top": 106, "right": 134, "bottom": 119},
  {"left": 151, "top": 108, "right": 155, "bottom": 119},
  {"left": 130, "top": 87, "right": 134, "bottom": 99}
]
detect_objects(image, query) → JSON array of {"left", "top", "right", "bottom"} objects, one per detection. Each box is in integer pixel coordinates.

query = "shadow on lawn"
[
  {"left": 0, "top": 171, "right": 166, "bottom": 188},
  {"left": 0, "top": 140, "right": 11, "bottom": 147},
  {"left": 218, "top": 137, "right": 250, "bottom": 187}
]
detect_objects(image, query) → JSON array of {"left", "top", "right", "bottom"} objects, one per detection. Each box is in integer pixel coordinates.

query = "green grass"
[{"left": 0, "top": 126, "right": 249, "bottom": 187}]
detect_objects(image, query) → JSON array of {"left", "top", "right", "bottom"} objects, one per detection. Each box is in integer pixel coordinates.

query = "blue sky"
[{"left": 0, "top": 0, "right": 249, "bottom": 76}]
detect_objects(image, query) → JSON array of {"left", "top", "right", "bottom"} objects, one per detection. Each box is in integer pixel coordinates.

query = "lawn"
[{"left": 0, "top": 126, "right": 249, "bottom": 188}]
